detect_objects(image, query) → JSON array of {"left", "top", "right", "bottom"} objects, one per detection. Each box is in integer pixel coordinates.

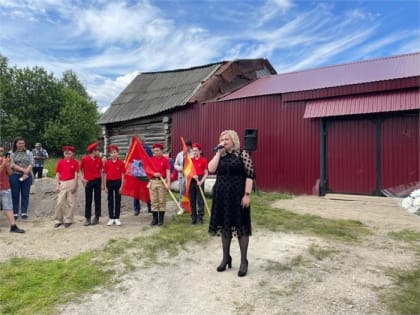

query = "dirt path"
[{"left": 1, "top": 179, "right": 419, "bottom": 315}]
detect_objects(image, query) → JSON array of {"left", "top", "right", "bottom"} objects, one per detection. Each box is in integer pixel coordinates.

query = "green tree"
[
  {"left": 0, "top": 61, "right": 63, "bottom": 144},
  {"left": 0, "top": 57, "right": 101, "bottom": 154},
  {"left": 0, "top": 56, "right": 14, "bottom": 142},
  {"left": 43, "top": 88, "right": 101, "bottom": 155},
  {"left": 61, "top": 70, "right": 89, "bottom": 99}
]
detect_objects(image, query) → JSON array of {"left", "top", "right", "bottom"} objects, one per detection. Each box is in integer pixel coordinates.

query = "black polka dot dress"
[{"left": 208, "top": 150, "right": 255, "bottom": 238}]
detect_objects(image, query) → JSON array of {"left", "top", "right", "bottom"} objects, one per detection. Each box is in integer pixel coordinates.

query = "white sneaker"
[
  {"left": 177, "top": 209, "right": 185, "bottom": 215},
  {"left": 107, "top": 219, "right": 114, "bottom": 226},
  {"left": 115, "top": 219, "right": 121, "bottom": 226}
]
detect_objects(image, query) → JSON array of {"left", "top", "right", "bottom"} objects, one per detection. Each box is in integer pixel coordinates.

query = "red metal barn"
[{"left": 171, "top": 53, "right": 420, "bottom": 196}]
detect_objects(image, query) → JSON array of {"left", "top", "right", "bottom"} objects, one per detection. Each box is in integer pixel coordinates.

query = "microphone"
[{"left": 213, "top": 145, "right": 224, "bottom": 151}]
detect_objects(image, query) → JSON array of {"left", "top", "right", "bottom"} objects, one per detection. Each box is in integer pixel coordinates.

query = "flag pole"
[
  {"left": 159, "top": 177, "right": 184, "bottom": 213},
  {"left": 198, "top": 185, "right": 210, "bottom": 217}
]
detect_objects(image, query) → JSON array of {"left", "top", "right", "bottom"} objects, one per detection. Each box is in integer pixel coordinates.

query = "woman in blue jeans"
[{"left": 9, "top": 137, "right": 34, "bottom": 219}]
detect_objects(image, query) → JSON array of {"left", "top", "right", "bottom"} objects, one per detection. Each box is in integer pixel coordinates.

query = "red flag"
[
  {"left": 180, "top": 136, "right": 197, "bottom": 214},
  {"left": 121, "top": 136, "right": 156, "bottom": 203}
]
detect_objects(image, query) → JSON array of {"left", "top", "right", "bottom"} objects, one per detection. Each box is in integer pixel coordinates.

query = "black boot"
[
  {"left": 191, "top": 215, "right": 197, "bottom": 225},
  {"left": 10, "top": 224, "right": 25, "bottom": 233},
  {"left": 150, "top": 212, "right": 158, "bottom": 225},
  {"left": 158, "top": 212, "right": 165, "bottom": 225}
]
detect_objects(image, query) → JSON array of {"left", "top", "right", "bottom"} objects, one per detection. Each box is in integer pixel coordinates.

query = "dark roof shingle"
[{"left": 98, "top": 63, "right": 221, "bottom": 124}]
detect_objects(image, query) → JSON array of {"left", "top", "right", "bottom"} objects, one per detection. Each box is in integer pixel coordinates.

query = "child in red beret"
[
  {"left": 102, "top": 145, "right": 125, "bottom": 226},
  {"left": 149, "top": 144, "right": 171, "bottom": 225},
  {"left": 80, "top": 142, "right": 103, "bottom": 226},
  {"left": 53, "top": 146, "right": 79, "bottom": 228}
]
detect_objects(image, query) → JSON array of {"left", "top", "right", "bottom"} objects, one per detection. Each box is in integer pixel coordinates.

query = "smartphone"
[{"left": 5, "top": 152, "right": 10, "bottom": 158}]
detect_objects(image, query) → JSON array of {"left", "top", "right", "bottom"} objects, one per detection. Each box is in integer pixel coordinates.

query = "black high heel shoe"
[
  {"left": 217, "top": 256, "right": 232, "bottom": 272},
  {"left": 238, "top": 259, "right": 248, "bottom": 277}
]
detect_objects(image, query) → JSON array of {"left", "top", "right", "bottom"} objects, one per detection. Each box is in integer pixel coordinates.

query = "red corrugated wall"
[
  {"left": 327, "top": 119, "right": 377, "bottom": 194},
  {"left": 381, "top": 115, "right": 419, "bottom": 189},
  {"left": 324, "top": 113, "right": 419, "bottom": 195},
  {"left": 171, "top": 95, "right": 320, "bottom": 194}
]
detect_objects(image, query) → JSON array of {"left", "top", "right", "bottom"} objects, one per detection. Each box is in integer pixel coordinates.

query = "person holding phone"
[{"left": 0, "top": 145, "right": 25, "bottom": 233}]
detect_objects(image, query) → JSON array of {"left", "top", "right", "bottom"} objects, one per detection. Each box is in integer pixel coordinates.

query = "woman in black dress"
[{"left": 208, "top": 130, "right": 255, "bottom": 277}]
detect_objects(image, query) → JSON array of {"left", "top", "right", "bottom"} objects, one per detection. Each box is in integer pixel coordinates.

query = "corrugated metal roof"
[
  {"left": 304, "top": 90, "right": 420, "bottom": 118},
  {"left": 220, "top": 52, "right": 420, "bottom": 101},
  {"left": 98, "top": 63, "right": 222, "bottom": 124}
]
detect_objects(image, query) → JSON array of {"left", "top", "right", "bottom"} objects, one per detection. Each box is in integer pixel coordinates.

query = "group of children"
[
  {"left": 54, "top": 142, "right": 128, "bottom": 228},
  {"left": 54, "top": 141, "right": 208, "bottom": 228}
]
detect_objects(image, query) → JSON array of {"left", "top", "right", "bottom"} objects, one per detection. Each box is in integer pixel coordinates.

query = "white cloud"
[
  {"left": 354, "top": 30, "right": 420, "bottom": 59},
  {"left": 0, "top": 0, "right": 418, "bottom": 111},
  {"left": 282, "top": 27, "right": 376, "bottom": 72},
  {"left": 256, "top": 0, "right": 294, "bottom": 26},
  {"left": 86, "top": 71, "right": 140, "bottom": 111},
  {"left": 73, "top": 1, "right": 172, "bottom": 46}
]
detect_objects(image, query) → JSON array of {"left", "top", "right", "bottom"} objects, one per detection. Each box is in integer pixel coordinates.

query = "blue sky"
[{"left": 1, "top": 0, "right": 419, "bottom": 112}]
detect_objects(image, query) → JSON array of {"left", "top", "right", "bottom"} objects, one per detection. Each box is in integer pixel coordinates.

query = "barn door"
[
  {"left": 381, "top": 115, "right": 419, "bottom": 191},
  {"left": 326, "top": 119, "right": 377, "bottom": 194}
]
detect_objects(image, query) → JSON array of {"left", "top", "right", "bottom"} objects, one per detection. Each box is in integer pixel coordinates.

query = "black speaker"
[{"left": 244, "top": 129, "right": 258, "bottom": 151}]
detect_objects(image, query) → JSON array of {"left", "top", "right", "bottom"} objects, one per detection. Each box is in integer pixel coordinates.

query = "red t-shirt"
[
  {"left": 151, "top": 156, "right": 170, "bottom": 179},
  {"left": 80, "top": 155, "right": 103, "bottom": 180},
  {"left": 191, "top": 156, "right": 208, "bottom": 176},
  {"left": 56, "top": 158, "right": 79, "bottom": 181},
  {"left": 104, "top": 159, "right": 125, "bottom": 181},
  {"left": 0, "top": 157, "right": 11, "bottom": 190}
]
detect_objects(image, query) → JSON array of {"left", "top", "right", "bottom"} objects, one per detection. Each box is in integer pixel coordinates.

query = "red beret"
[
  {"left": 192, "top": 143, "right": 202, "bottom": 151},
  {"left": 62, "top": 146, "right": 75, "bottom": 152},
  {"left": 107, "top": 145, "right": 119, "bottom": 153},
  {"left": 87, "top": 142, "right": 98, "bottom": 152},
  {"left": 152, "top": 143, "right": 164, "bottom": 150}
]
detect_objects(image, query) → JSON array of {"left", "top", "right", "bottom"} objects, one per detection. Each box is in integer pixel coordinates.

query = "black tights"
[{"left": 221, "top": 234, "right": 249, "bottom": 266}]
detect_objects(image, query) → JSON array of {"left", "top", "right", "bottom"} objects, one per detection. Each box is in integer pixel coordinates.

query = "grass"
[
  {"left": 0, "top": 191, "right": 397, "bottom": 314},
  {"left": 381, "top": 267, "right": 420, "bottom": 315},
  {"left": 388, "top": 229, "right": 420, "bottom": 242},
  {"left": 378, "top": 230, "right": 420, "bottom": 315},
  {"left": 384, "top": 229, "right": 420, "bottom": 314},
  {"left": 44, "top": 157, "right": 58, "bottom": 178},
  {"left": 0, "top": 253, "right": 110, "bottom": 315},
  {"left": 252, "top": 192, "right": 370, "bottom": 241},
  {"left": 233, "top": 301, "right": 255, "bottom": 315},
  {"left": 308, "top": 244, "right": 339, "bottom": 260},
  {"left": 265, "top": 255, "right": 305, "bottom": 272}
]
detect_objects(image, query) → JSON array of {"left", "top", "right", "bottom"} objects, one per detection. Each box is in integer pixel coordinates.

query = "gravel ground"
[{"left": 1, "top": 178, "right": 419, "bottom": 315}]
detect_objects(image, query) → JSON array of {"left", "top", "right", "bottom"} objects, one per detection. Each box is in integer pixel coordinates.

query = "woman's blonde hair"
[{"left": 220, "top": 130, "right": 240, "bottom": 150}]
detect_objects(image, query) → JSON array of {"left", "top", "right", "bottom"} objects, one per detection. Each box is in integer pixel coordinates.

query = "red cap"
[
  {"left": 152, "top": 143, "right": 164, "bottom": 150},
  {"left": 107, "top": 145, "right": 119, "bottom": 153},
  {"left": 62, "top": 146, "right": 75, "bottom": 152},
  {"left": 192, "top": 143, "right": 202, "bottom": 151},
  {"left": 87, "top": 142, "right": 98, "bottom": 152}
]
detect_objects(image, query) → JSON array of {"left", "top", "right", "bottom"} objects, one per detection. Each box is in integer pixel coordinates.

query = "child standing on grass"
[
  {"left": 102, "top": 145, "right": 125, "bottom": 226},
  {"left": 54, "top": 146, "right": 79, "bottom": 228},
  {"left": 149, "top": 143, "right": 171, "bottom": 226}
]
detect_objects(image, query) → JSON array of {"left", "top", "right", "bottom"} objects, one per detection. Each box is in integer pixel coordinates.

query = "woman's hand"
[{"left": 241, "top": 195, "right": 250, "bottom": 208}]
